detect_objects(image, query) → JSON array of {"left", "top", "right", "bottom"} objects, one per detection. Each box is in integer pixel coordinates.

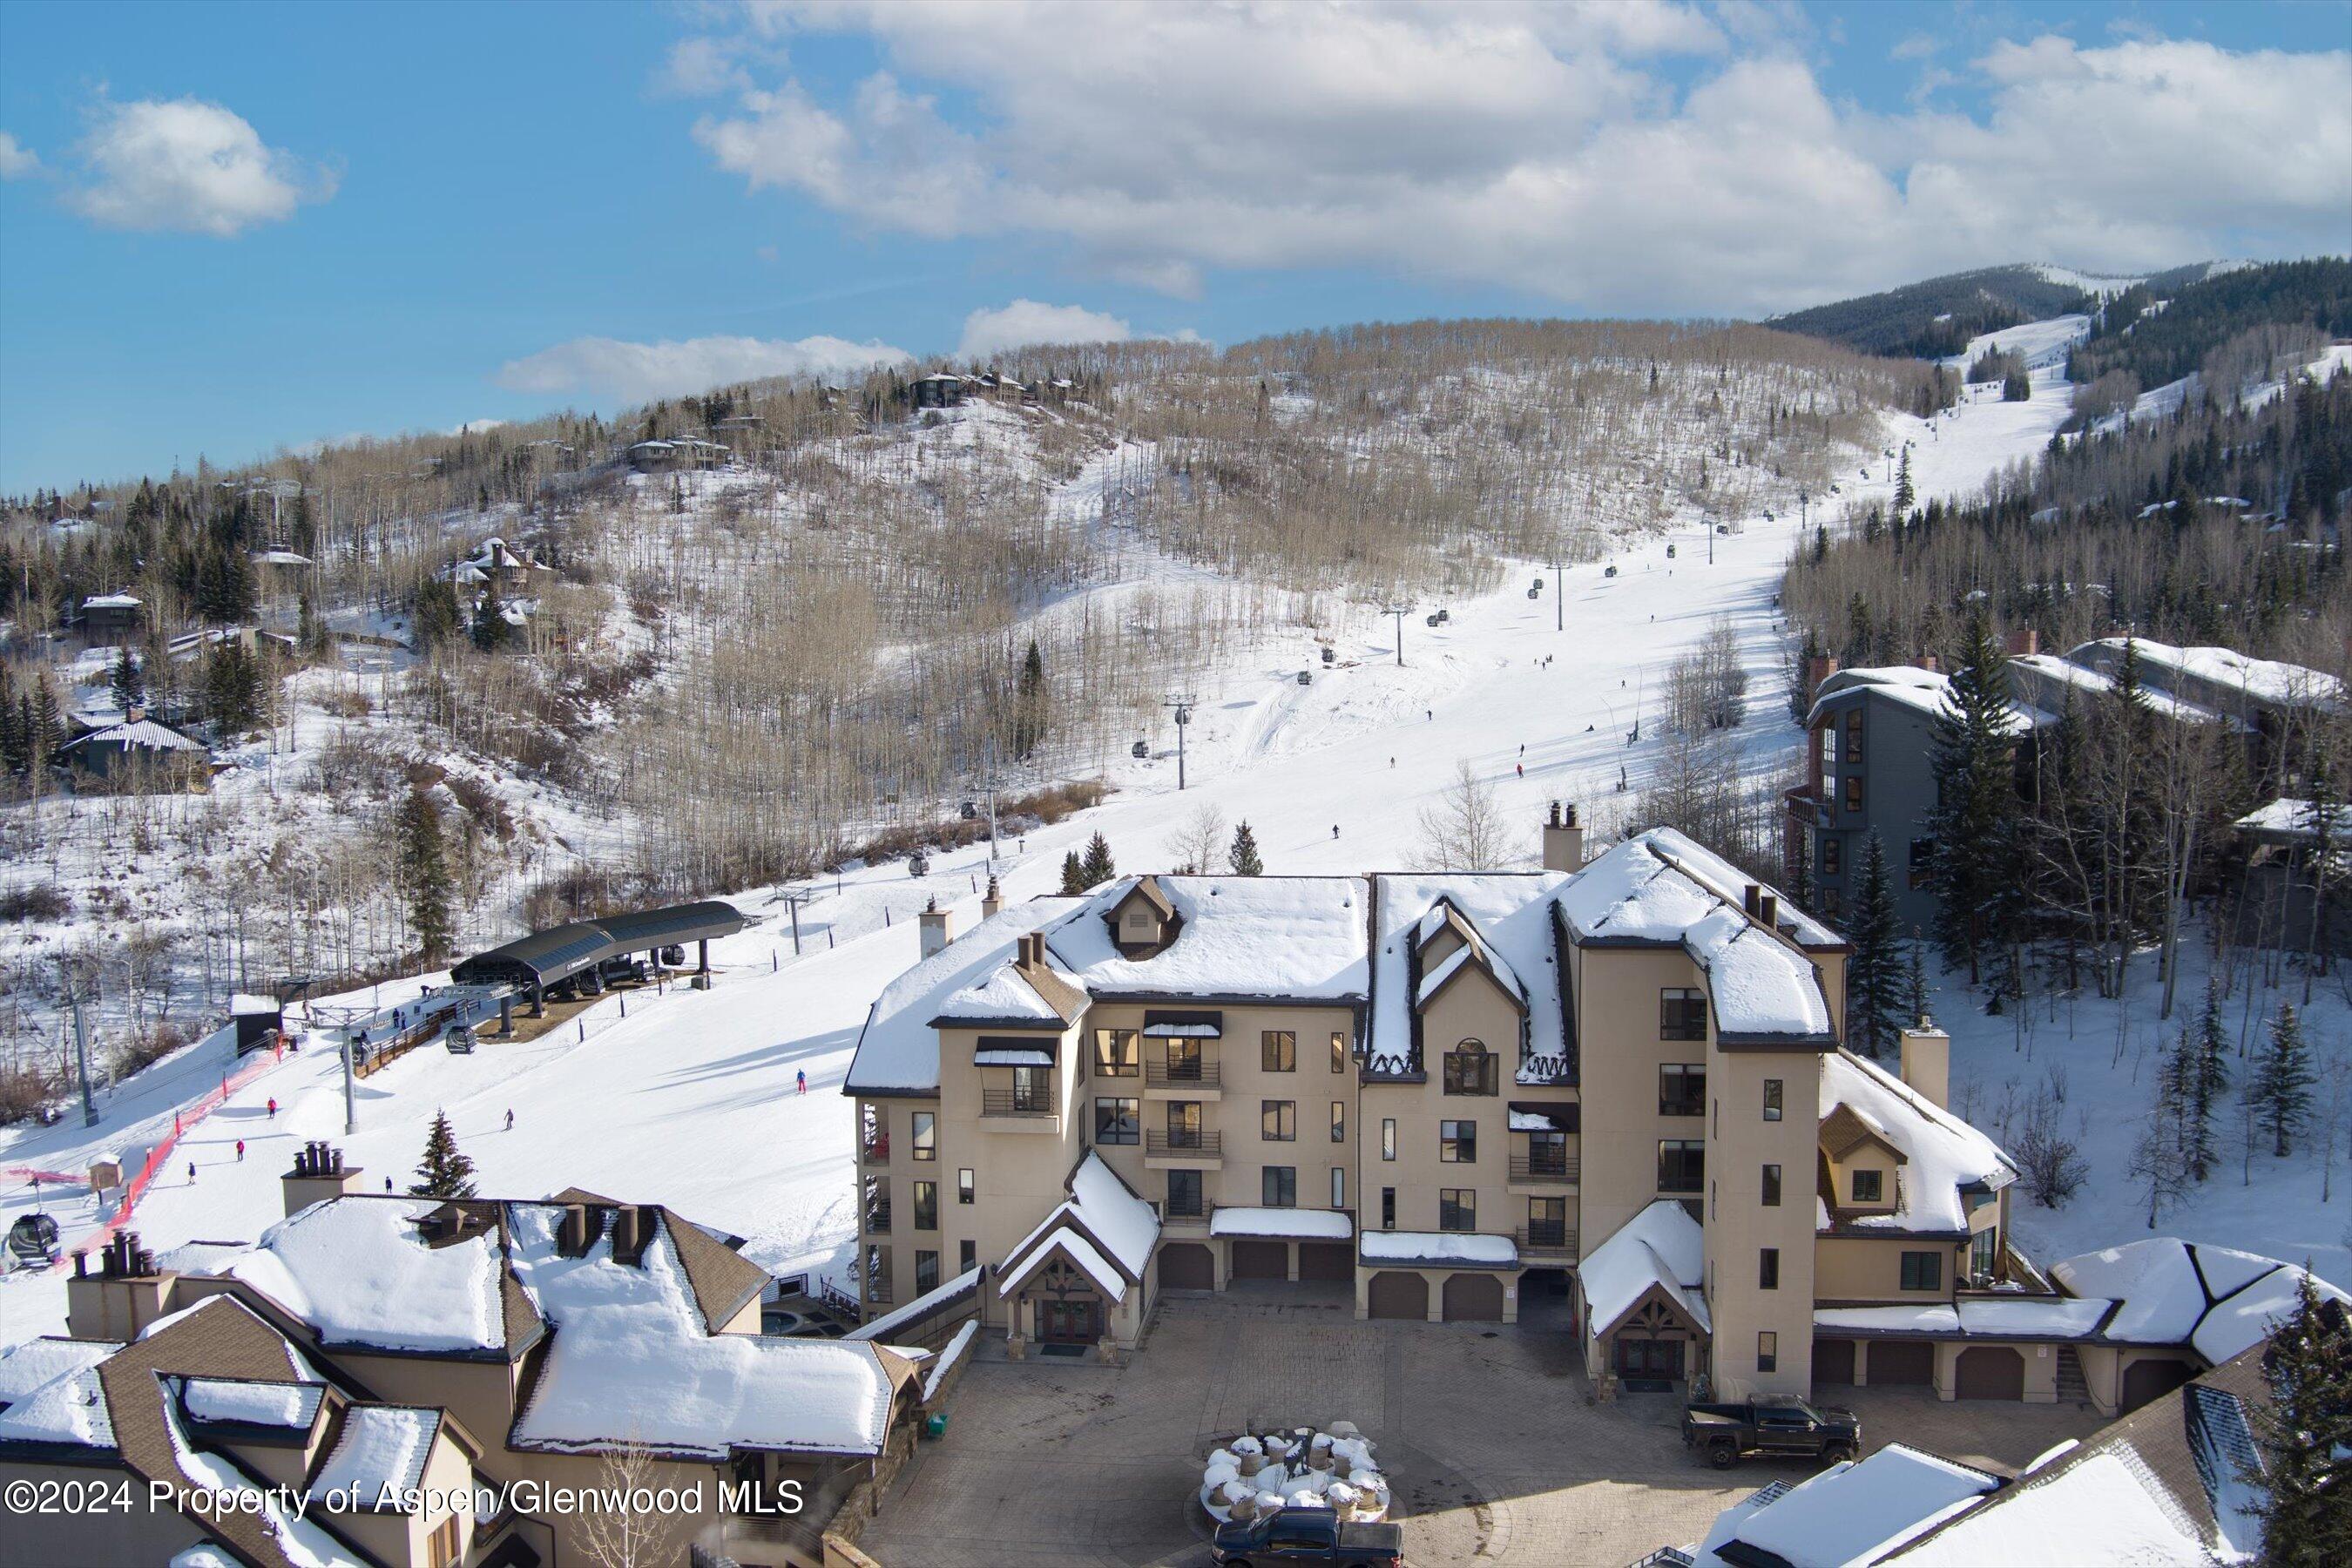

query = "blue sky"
[{"left": 1, "top": 0, "right": 2346, "bottom": 493}]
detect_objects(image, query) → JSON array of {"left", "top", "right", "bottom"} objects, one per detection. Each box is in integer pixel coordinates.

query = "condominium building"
[{"left": 846, "top": 807, "right": 2051, "bottom": 1403}]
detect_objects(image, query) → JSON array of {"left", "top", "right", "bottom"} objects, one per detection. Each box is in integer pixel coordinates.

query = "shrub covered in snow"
[{"left": 1199, "top": 1423, "right": 1389, "bottom": 1524}]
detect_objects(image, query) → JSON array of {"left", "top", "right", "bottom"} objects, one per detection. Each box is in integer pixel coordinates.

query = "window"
[
  {"left": 1819, "top": 887, "right": 1842, "bottom": 916},
  {"left": 915, "top": 1250, "right": 939, "bottom": 1294},
  {"left": 1382, "top": 1118, "right": 1396, "bottom": 1161},
  {"left": 1439, "top": 1189, "right": 1477, "bottom": 1232},
  {"left": 1843, "top": 774, "right": 1864, "bottom": 812},
  {"left": 1165, "top": 1101, "right": 1204, "bottom": 1146},
  {"left": 1969, "top": 1227, "right": 1998, "bottom": 1283},
  {"left": 1844, "top": 706, "right": 1863, "bottom": 762},
  {"left": 1757, "top": 1332, "right": 1778, "bottom": 1374},
  {"left": 1525, "top": 1129, "right": 1569, "bottom": 1176},
  {"left": 911, "top": 1180, "right": 937, "bottom": 1231},
  {"left": 1094, "top": 1097, "right": 1139, "bottom": 1146},
  {"left": 1762, "top": 1079, "right": 1784, "bottom": 1122},
  {"left": 1010, "top": 1066, "right": 1050, "bottom": 1113},
  {"left": 1528, "top": 1195, "right": 1567, "bottom": 1247},
  {"left": 1330, "top": 1101, "right": 1347, "bottom": 1143},
  {"left": 1330, "top": 1166, "right": 1346, "bottom": 1209},
  {"left": 1331, "top": 1031, "right": 1349, "bottom": 1072},
  {"left": 911, "top": 1111, "right": 936, "bottom": 1160},
  {"left": 1659, "top": 1063, "right": 1706, "bottom": 1116},
  {"left": 1851, "top": 1168, "right": 1883, "bottom": 1204},
  {"left": 1658, "top": 1139, "right": 1705, "bottom": 1193},
  {"left": 1381, "top": 1186, "right": 1396, "bottom": 1230},
  {"left": 1660, "top": 988, "right": 1708, "bottom": 1041},
  {"left": 959, "top": 1240, "right": 976, "bottom": 1274},
  {"left": 1820, "top": 835, "right": 1842, "bottom": 876},
  {"left": 1092, "top": 1028, "right": 1139, "bottom": 1078},
  {"left": 1261, "top": 1099, "right": 1297, "bottom": 1141},
  {"left": 958, "top": 1167, "right": 975, "bottom": 1205},
  {"left": 1901, "top": 1251, "right": 1943, "bottom": 1292},
  {"left": 428, "top": 1516, "right": 461, "bottom": 1568},
  {"left": 1761, "top": 1164, "right": 1781, "bottom": 1206},
  {"left": 1709, "top": 1179, "right": 1716, "bottom": 1222},
  {"left": 1443, "top": 1041, "right": 1498, "bottom": 1095},
  {"left": 1262, "top": 1030, "right": 1296, "bottom": 1071},
  {"left": 1166, "top": 1169, "right": 1204, "bottom": 1219},
  {"left": 1759, "top": 1247, "right": 1780, "bottom": 1290},
  {"left": 1440, "top": 1119, "right": 1477, "bottom": 1163},
  {"left": 1262, "top": 1166, "right": 1296, "bottom": 1207}
]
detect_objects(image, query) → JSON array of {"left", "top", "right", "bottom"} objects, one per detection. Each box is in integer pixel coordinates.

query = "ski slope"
[{"left": 22, "top": 319, "right": 2308, "bottom": 1356}]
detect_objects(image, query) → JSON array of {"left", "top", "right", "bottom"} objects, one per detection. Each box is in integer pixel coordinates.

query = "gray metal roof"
[{"left": 449, "top": 902, "right": 745, "bottom": 988}]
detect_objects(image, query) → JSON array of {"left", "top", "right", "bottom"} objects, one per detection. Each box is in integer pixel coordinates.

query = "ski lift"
[
  {"left": 1321, "top": 646, "right": 1335, "bottom": 666},
  {"left": 959, "top": 801, "right": 978, "bottom": 820},
  {"left": 1425, "top": 613, "right": 1440, "bottom": 626},
  {"left": 1526, "top": 587, "right": 1539, "bottom": 599},
  {"left": 1604, "top": 564, "right": 1619, "bottom": 578},
  {"left": 6, "top": 1213, "right": 60, "bottom": 1268},
  {"left": 908, "top": 854, "right": 929, "bottom": 878},
  {"left": 1666, "top": 544, "right": 1677, "bottom": 558},
  {"left": 1131, "top": 740, "right": 1148, "bottom": 759},
  {"left": 443, "top": 1023, "right": 476, "bottom": 1055},
  {"left": 1531, "top": 575, "right": 1544, "bottom": 591},
  {"left": 1296, "top": 670, "right": 1312, "bottom": 686},
  {"left": 1436, "top": 608, "right": 1450, "bottom": 623}
]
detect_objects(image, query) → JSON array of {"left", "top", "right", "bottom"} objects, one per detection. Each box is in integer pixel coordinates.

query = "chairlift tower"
[
  {"left": 1161, "top": 693, "right": 1198, "bottom": 791},
  {"left": 1544, "top": 560, "right": 1565, "bottom": 632},
  {"left": 1382, "top": 605, "right": 1412, "bottom": 667}
]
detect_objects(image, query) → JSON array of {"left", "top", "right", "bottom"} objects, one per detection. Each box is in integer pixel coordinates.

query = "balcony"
[
  {"left": 1159, "top": 1198, "right": 1215, "bottom": 1230},
  {"left": 862, "top": 1203, "right": 891, "bottom": 1235},
  {"left": 1145, "top": 1058, "right": 1222, "bottom": 1099},
  {"left": 980, "top": 1088, "right": 1060, "bottom": 1134},
  {"left": 1509, "top": 1153, "right": 1580, "bottom": 1190},
  {"left": 858, "top": 1141, "right": 889, "bottom": 1167},
  {"left": 1517, "top": 1222, "right": 1579, "bottom": 1260},
  {"left": 1146, "top": 1129, "right": 1223, "bottom": 1170}
]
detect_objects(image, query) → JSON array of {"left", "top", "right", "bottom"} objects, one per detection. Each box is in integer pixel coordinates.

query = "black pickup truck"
[
  {"left": 1681, "top": 1394, "right": 1860, "bottom": 1469},
  {"left": 1211, "top": 1506, "right": 1405, "bottom": 1566}
]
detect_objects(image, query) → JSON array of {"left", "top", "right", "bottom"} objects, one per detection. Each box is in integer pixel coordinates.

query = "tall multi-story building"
[{"left": 846, "top": 807, "right": 2039, "bottom": 1402}]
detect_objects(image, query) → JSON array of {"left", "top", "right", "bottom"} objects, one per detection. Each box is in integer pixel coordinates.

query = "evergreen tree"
[
  {"left": 2003, "top": 368, "right": 2031, "bottom": 402},
  {"left": 470, "top": 584, "right": 511, "bottom": 652},
  {"left": 414, "top": 578, "right": 463, "bottom": 652},
  {"left": 1227, "top": 821, "right": 1264, "bottom": 876},
  {"left": 1904, "top": 926, "right": 1930, "bottom": 1025},
  {"left": 408, "top": 1109, "right": 477, "bottom": 1200},
  {"left": 0, "top": 690, "right": 26, "bottom": 778},
  {"left": 109, "top": 649, "right": 145, "bottom": 713},
  {"left": 1058, "top": 850, "right": 1086, "bottom": 896},
  {"left": 1891, "top": 447, "right": 1915, "bottom": 515},
  {"left": 2185, "top": 977, "right": 2230, "bottom": 1181},
  {"left": 2251, "top": 1002, "right": 2315, "bottom": 1157},
  {"left": 1079, "top": 832, "right": 1114, "bottom": 889},
  {"left": 2239, "top": 1273, "right": 2352, "bottom": 1566},
  {"left": 1011, "top": 639, "right": 1047, "bottom": 760},
  {"left": 1926, "top": 612, "right": 2023, "bottom": 983},
  {"left": 396, "top": 787, "right": 456, "bottom": 963},
  {"left": 1845, "top": 832, "right": 1903, "bottom": 1058}
]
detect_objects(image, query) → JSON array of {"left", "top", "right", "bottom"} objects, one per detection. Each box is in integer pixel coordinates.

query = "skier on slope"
[
  {"left": 505, "top": 1109, "right": 515, "bottom": 1132},
  {"left": 1332, "top": 824, "right": 1341, "bottom": 840}
]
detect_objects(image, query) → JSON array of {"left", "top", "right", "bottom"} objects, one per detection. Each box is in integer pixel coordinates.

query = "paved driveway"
[{"left": 860, "top": 1286, "right": 2109, "bottom": 1567}]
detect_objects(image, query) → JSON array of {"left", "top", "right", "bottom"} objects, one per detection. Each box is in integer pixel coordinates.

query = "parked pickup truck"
[
  {"left": 1211, "top": 1506, "right": 1405, "bottom": 1566},
  {"left": 1681, "top": 1394, "right": 1860, "bottom": 1469}
]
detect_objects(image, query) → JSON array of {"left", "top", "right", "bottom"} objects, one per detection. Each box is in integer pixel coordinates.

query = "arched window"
[{"left": 1443, "top": 1038, "right": 1496, "bottom": 1096}]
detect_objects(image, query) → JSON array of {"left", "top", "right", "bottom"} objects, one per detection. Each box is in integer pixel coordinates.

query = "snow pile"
[
  {"left": 0, "top": 1355, "right": 116, "bottom": 1448},
  {"left": 504, "top": 1203, "right": 895, "bottom": 1457},
  {"left": 1200, "top": 1423, "right": 1388, "bottom": 1525},
  {"left": 1707, "top": 1443, "right": 1997, "bottom": 1567},
  {"left": 1891, "top": 1450, "right": 2213, "bottom": 1566},
  {"left": 1820, "top": 1052, "right": 2013, "bottom": 1233},
  {"left": 922, "top": 1320, "right": 977, "bottom": 1402},
  {"left": 1046, "top": 875, "right": 1369, "bottom": 1001},
  {"left": 1360, "top": 1230, "right": 1516, "bottom": 1267},
  {"left": 308, "top": 1404, "right": 439, "bottom": 1507},
  {"left": 180, "top": 1376, "right": 326, "bottom": 1432},
  {"left": 1211, "top": 1207, "right": 1354, "bottom": 1240},
  {"left": 848, "top": 900, "right": 1080, "bottom": 1094},
  {"left": 1579, "top": 1200, "right": 1707, "bottom": 1337},
  {"left": 221, "top": 1197, "right": 506, "bottom": 1355}
]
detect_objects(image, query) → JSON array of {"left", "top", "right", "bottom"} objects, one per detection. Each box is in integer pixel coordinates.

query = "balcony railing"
[
  {"left": 1517, "top": 1222, "right": 1578, "bottom": 1258},
  {"left": 1146, "top": 1058, "right": 1221, "bottom": 1089},
  {"left": 1146, "top": 1129, "right": 1222, "bottom": 1159},
  {"left": 862, "top": 1281, "right": 893, "bottom": 1307},
  {"left": 858, "top": 1142, "right": 889, "bottom": 1166},
  {"left": 981, "top": 1088, "right": 1054, "bottom": 1119},
  {"left": 1160, "top": 1197, "right": 1214, "bottom": 1223},
  {"left": 862, "top": 1203, "right": 891, "bottom": 1234},
  {"left": 1510, "top": 1153, "right": 1580, "bottom": 1185}
]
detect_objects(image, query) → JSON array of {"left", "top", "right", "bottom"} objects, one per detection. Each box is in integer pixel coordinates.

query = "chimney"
[
  {"left": 66, "top": 1229, "right": 178, "bottom": 1342},
  {"left": 611, "top": 1205, "right": 653, "bottom": 1266},
  {"left": 919, "top": 897, "right": 955, "bottom": 960},
  {"left": 1541, "top": 801, "right": 1586, "bottom": 873},
  {"left": 1805, "top": 653, "right": 1840, "bottom": 692},
  {"left": 981, "top": 876, "right": 1004, "bottom": 921},
  {"left": 1758, "top": 892, "right": 1779, "bottom": 929},
  {"left": 1912, "top": 654, "right": 1940, "bottom": 673},
  {"left": 2004, "top": 628, "right": 2040, "bottom": 659},
  {"left": 1743, "top": 883, "right": 1761, "bottom": 917},
  {"left": 1899, "top": 1018, "right": 1950, "bottom": 1110},
  {"left": 281, "top": 1140, "right": 366, "bottom": 1218},
  {"left": 559, "top": 1203, "right": 597, "bottom": 1257}
]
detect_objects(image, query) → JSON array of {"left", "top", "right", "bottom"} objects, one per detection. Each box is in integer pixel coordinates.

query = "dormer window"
[
  {"left": 1851, "top": 1168, "right": 1883, "bottom": 1204},
  {"left": 1443, "top": 1040, "right": 1497, "bottom": 1096}
]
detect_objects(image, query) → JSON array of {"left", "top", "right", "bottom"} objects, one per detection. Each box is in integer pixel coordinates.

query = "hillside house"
[
  {"left": 2226, "top": 796, "right": 2352, "bottom": 955},
  {"left": 78, "top": 592, "right": 143, "bottom": 642},
  {"left": 909, "top": 373, "right": 970, "bottom": 410},
  {"left": 626, "top": 436, "right": 730, "bottom": 473},
  {"left": 54, "top": 716, "right": 211, "bottom": 785},
  {"left": 442, "top": 537, "right": 551, "bottom": 597},
  {"left": 0, "top": 1162, "right": 923, "bottom": 1568}
]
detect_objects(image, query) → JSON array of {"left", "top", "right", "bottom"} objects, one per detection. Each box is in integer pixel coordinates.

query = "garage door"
[
  {"left": 1442, "top": 1273, "right": 1504, "bottom": 1321},
  {"left": 1869, "top": 1340, "right": 1935, "bottom": 1386},
  {"left": 1956, "top": 1346, "right": 2024, "bottom": 1400},
  {"left": 2121, "top": 1358, "right": 2195, "bottom": 1414},
  {"left": 1299, "top": 1242, "right": 1353, "bottom": 1282},
  {"left": 1367, "top": 1271, "right": 1427, "bottom": 1320},
  {"left": 1230, "top": 1240, "right": 1288, "bottom": 1281},
  {"left": 1814, "top": 1337, "right": 1856, "bottom": 1385},
  {"left": 1159, "top": 1242, "right": 1213, "bottom": 1290}
]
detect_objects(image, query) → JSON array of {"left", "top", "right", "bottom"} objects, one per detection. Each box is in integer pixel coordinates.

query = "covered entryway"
[
  {"left": 1869, "top": 1340, "right": 1934, "bottom": 1386},
  {"left": 1955, "top": 1345, "right": 2024, "bottom": 1400},
  {"left": 1442, "top": 1273, "right": 1505, "bottom": 1321},
  {"left": 2121, "top": 1358, "right": 2195, "bottom": 1414},
  {"left": 1230, "top": 1240, "right": 1288, "bottom": 1281},
  {"left": 1613, "top": 1336, "right": 1684, "bottom": 1382},
  {"left": 1159, "top": 1242, "right": 1213, "bottom": 1291},
  {"left": 1299, "top": 1242, "right": 1353, "bottom": 1282},
  {"left": 1814, "top": 1337, "right": 1856, "bottom": 1385},
  {"left": 1367, "top": 1271, "right": 1427, "bottom": 1320},
  {"left": 1038, "top": 1296, "right": 1099, "bottom": 1347}
]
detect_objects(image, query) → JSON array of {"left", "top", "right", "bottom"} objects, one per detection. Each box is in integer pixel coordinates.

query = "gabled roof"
[
  {"left": 996, "top": 1152, "right": 1160, "bottom": 1307},
  {"left": 1700, "top": 1443, "right": 2002, "bottom": 1568},
  {"left": 848, "top": 898, "right": 1082, "bottom": 1094},
  {"left": 1369, "top": 873, "right": 1568, "bottom": 1081},
  {"left": 1819, "top": 1102, "right": 1908, "bottom": 1166},
  {"left": 1043, "top": 875, "right": 1369, "bottom": 1003},
  {"left": 1816, "top": 1052, "right": 2012, "bottom": 1235},
  {"left": 1580, "top": 1200, "right": 1709, "bottom": 1340}
]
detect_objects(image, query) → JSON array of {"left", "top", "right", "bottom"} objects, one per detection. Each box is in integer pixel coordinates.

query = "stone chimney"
[
  {"left": 2004, "top": 628, "right": 2040, "bottom": 659},
  {"left": 1912, "top": 654, "right": 1941, "bottom": 673},
  {"left": 918, "top": 897, "right": 955, "bottom": 960},
  {"left": 1541, "top": 801, "right": 1586, "bottom": 874},
  {"left": 1805, "top": 653, "right": 1840, "bottom": 692},
  {"left": 981, "top": 875, "right": 1004, "bottom": 921},
  {"left": 1899, "top": 1017, "right": 1950, "bottom": 1109},
  {"left": 66, "top": 1231, "right": 177, "bottom": 1342},
  {"left": 282, "top": 1141, "right": 368, "bottom": 1218}
]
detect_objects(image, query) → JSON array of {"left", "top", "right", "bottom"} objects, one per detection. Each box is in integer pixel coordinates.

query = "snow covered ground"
[{"left": 11, "top": 316, "right": 2327, "bottom": 1357}]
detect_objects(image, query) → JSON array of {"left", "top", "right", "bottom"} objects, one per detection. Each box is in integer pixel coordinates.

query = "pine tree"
[
  {"left": 2185, "top": 977, "right": 2230, "bottom": 1181},
  {"left": 414, "top": 578, "right": 463, "bottom": 652},
  {"left": 2003, "top": 368, "right": 2031, "bottom": 402},
  {"left": 1891, "top": 447, "right": 1914, "bottom": 515},
  {"left": 2239, "top": 1273, "right": 2352, "bottom": 1565},
  {"left": 1926, "top": 612, "right": 2023, "bottom": 983},
  {"left": 110, "top": 649, "right": 145, "bottom": 713},
  {"left": 409, "top": 1109, "right": 477, "bottom": 1199},
  {"left": 1227, "top": 821, "right": 1264, "bottom": 876},
  {"left": 1846, "top": 832, "right": 1903, "bottom": 1058},
  {"left": 396, "top": 787, "right": 455, "bottom": 963},
  {"left": 1079, "top": 832, "right": 1114, "bottom": 889},
  {"left": 1058, "top": 851, "right": 1085, "bottom": 896},
  {"left": 1011, "top": 639, "right": 1046, "bottom": 760},
  {"left": 1904, "top": 926, "right": 1930, "bottom": 1025},
  {"left": 470, "top": 584, "right": 510, "bottom": 652},
  {"left": 2251, "top": 1002, "right": 2316, "bottom": 1157}
]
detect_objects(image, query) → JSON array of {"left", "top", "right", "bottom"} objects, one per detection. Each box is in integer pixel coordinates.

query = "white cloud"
[
  {"left": 448, "top": 418, "right": 509, "bottom": 436},
  {"left": 958, "top": 300, "right": 1133, "bottom": 358},
  {"left": 67, "top": 97, "right": 334, "bottom": 237},
  {"left": 0, "top": 132, "right": 37, "bottom": 179},
  {"left": 655, "top": 35, "right": 754, "bottom": 98},
  {"left": 681, "top": 4, "right": 2352, "bottom": 315},
  {"left": 495, "top": 333, "right": 910, "bottom": 403}
]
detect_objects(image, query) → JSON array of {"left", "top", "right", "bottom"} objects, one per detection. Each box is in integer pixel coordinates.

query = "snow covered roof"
[
  {"left": 1369, "top": 873, "right": 1567, "bottom": 1080},
  {"left": 935, "top": 956, "right": 1084, "bottom": 1024},
  {"left": 218, "top": 1197, "right": 511, "bottom": 1356},
  {"left": 308, "top": 1404, "right": 441, "bottom": 1510},
  {"left": 82, "top": 592, "right": 141, "bottom": 609},
  {"left": 847, "top": 898, "right": 1081, "bottom": 1094},
  {"left": 1819, "top": 1051, "right": 2014, "bottom": 1233},
  {"left": 1360, "top": 1230, "right": 1517, "bottom": 1268},
  {"left": 2191, "top": 1259, "right": 2348, "bottom": 1364},
  {"left": 1562, "top": 828, "right": 1841, "bottom": 950},
  {"left": 842, "top": 1267, "right": 980, "bottom": 1342},
  {"left": 0, "top": 1344, "right": 118, "bottom": 1450},
  {"left": 60, "top": 719, "right": 208, "bottom": 754},
  {"left": 998, "top": 1225, "right": 1129, "bottom": 1301},
  {"left": 1812, "top": 1299, "right": 2113, "bottom": 1341},
  {"left": 1579, "top": 1200, "right": 1707, "bottom": 1337},
  {"left": 1703, "top": 1443, "right": 2000, "bottom": 1568},
  {"left": 2234, "top": 796, "right": 2352, "bottom": 844},
  {"left": 1685, "top": 904, "right": 1833, "bottom": 1042},
  {"left": 2069, "top": 637, "right": 2343, "bottom": 714},
  {"left": 2046, "top": 1238, "right": 2349, "bottom": 1359},
  {"left": 1044, "top": 875, "right": 1369, "bottom": 1002},
  {"left": 998, "top": 1152, "right": 1160, "bottom": 1299},
  {"left": 179, "top": 1375, "right": 327, "bottom": 1432},
  {"left": 1212, "top": 1207, "right": 1354, "bottom": 1240},
  {"left": 1806, "top": 665, "right": 2045, "bottom": 735},
  {"left": 1887, "top": 1450, "right": 2209, "bottom": 1566}
]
